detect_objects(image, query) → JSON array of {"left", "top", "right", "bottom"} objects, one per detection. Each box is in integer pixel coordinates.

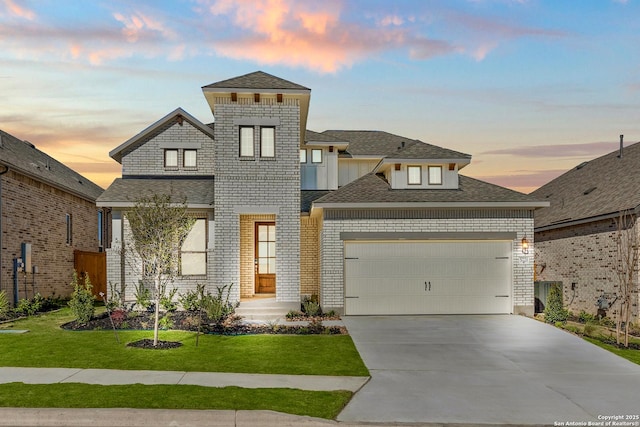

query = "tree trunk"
[{"left": 153, "top": 278, "right": 160, "bottom": 346}]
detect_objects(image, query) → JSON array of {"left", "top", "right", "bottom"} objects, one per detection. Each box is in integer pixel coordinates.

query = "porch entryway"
[{"left": 239, "top": 214, "right": 276, "bottom": 298}]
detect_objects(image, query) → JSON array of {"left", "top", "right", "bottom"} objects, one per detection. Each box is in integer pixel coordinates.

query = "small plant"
[
  {"left": 160, "top": 287, "right": 178, "bottom": 312},
  {"left": 159, "top": 314, "right": 174, "bottom": 330},
  {"left": 583, "top": 322, "right": 597, "bottom": 337},
  {"left": 578, "top": 310, "right": 596, "bottom": 324},
  {"left": 544, "top": 283, "right": 568, "bottom": 324},
  {"left": 134, "top": 281, "right": 152, "bottom": 311},
  {"left": 106, "top": 282, "right": 125, "bottom": 311},
  {"left": 286, "top": 309, "right": 304, "bottom": 319},
  {"left": 0, "top": 290, "right": 10, "bottom": 316},
  {"left": 110, "top": 308, "right": 128, "bottom": 328},
  {"left": 16, "top": 293, "right": 44, "bottom": 316},
  {"left": 203, "top": 283, "right": 238, "bottom": 325},
  {"left": 302, "top": 299, "right": 321, "bottom": 317},
  {"left": 68, "top": 272, "right": 95, "bottom": 324},
  {"left": 179, "top": 287, "right": 202, "bottom": 312}
]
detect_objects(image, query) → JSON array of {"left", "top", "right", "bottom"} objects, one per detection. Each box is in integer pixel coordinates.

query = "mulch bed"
[
  {"left": 127, "top": 339, "right": 183, "bottom": 349},
  {"left": 61, "top": 311, "right": 347, "bottom": 335}
]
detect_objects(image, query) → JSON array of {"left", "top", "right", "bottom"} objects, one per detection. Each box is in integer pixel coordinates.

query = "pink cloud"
[
  {"left": 471, "top": 169, "right": 567, "bottom": 193},
  {"left": 2, "top": 0, "right": 35, "bottom": 20},
  {"left": 482, "top": 141, "right": 620, "bottom": 158}
]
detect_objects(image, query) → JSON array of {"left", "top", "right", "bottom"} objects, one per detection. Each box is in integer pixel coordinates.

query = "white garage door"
[{"left": 344, "top": 241, "right": 512, "bottom": 315}]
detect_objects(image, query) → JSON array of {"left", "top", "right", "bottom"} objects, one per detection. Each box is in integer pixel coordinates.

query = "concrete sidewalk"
[{"left": 0, "top": 367, "right": 368, "bottom": 392}]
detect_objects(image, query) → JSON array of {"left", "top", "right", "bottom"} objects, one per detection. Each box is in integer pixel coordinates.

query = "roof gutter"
[
  {"left": 535, "top": 205, "right": 640, "bottom": 233},
  {"left": 0, "top": 163, "right": 9, "bottom": 296},
  {"left": 314, "top": 201, "right": 550, "bottom": 210}
]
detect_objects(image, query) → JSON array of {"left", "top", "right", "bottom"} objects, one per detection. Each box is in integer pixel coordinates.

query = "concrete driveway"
[{"left": 339, "top": 315, "right": 640, "bottom": 425}]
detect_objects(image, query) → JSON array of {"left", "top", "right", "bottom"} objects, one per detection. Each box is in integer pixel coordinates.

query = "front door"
[{"left": 255, "top": 222, "right": 276, "bottom": 293}]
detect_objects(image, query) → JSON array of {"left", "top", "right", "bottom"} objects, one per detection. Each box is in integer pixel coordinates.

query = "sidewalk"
[{"left": 0, "top": 367, "right": 368, "bottom": 392}]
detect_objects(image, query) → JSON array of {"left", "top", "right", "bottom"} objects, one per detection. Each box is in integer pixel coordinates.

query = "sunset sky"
[{"left": 1, "top": 0, "right": 639, "bottom": 193}]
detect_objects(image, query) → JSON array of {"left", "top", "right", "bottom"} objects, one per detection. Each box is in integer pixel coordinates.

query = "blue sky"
[{"left": 1, "top": 0, "right": 638, "bottom": 192}]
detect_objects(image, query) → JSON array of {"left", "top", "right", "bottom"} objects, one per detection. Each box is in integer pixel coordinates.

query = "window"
[
  {"left": 66, "top": 213, "right": 72, "bottom": 245},
  {"left": 407, "top": 166, "right": 422, "bottom": 185},
  {"left": 164, "top": 149, "right": 178, "bottom": 168},
  {"left": 183, "top": 149, "right": 197, "bottom": 168},
  {"left": 180, "top": 218, "right": 207, "bottom": 275},
  {"left": 311, "top": 149, "right": 322, "bottom": 163},
  {"left": 97, "top": 210, "right": 103, "bottom": 248},
  {"left": 240, "top": 126, "right": 254, "bottom": 157},
  {"left": 300, "top": 149, "right": 307, "bottom": 163},
  {"left": 260, "top": 127, "right": 275, "bottom": 157},
  {"left": 428, "top": 166, "right": 443, "bottom": 185}
]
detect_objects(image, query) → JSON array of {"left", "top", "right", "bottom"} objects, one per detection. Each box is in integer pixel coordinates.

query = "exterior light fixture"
[{"left": 521, "top": 236, "right": 529, "bottom": 254}]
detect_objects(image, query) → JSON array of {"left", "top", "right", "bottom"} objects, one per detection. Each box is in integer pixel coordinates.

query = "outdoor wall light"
[{"left": 521, "top": 236, "right": 529, "bottom": 254}]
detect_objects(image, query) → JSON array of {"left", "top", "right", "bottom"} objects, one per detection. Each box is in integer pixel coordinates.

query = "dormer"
[{"left": 374, "top": 141, "right": 471, "bottom": 190}]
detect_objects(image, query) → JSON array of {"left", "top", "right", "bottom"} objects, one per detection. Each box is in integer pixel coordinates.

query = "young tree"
[
  {"left": 613, "top": 210, "right": 639, "bottom": 348},
  {"left": 125, "top": 194, "right": 195, "bottom": 346}
]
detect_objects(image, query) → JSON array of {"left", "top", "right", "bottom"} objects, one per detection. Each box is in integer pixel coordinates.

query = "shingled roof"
[
  {"left": 97, "top": 178, "right": 215, "bottom": 208},
  {"left": 0, "top": 129, "right": 103, "bottom": 201},
  {"left": 305, "top": 130, "right": 348, "bottom": 145},
  {"left": 314, "top": 173, "right": 541, "bottom": 207},
  {"left": 202, "top": 71, "right": 310, "bottom": 91},
  {"left": 531, "top": 140, "right": 640, "bottom": 230}
]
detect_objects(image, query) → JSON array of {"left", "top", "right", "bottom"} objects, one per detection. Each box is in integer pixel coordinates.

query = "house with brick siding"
[
  {"left": 98, "top": 71, "right": 547, "bottom": 316},
  {"left": 531, "top": 139, "right": 640, "bottom": 320},
  {"left": 0, "top": 129, "right": 105, "bottom": 305}
]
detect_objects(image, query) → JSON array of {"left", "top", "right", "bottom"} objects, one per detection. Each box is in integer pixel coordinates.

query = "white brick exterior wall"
[
  {"left": 122, "top": 121, "right": 214, "bottom": 176},
  {"left": 212, "top": 98, "right": 301, "bottom": 303},
  {"left": 320, "top": 216, "right": 535, "bottom": 315}
]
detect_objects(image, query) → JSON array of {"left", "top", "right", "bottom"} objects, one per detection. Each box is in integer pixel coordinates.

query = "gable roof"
[
  {"left": 305, "top": 130, "right": 348, "bottom": 145},
  {"left": 314, "top": 173, "right": 544, "bottom": 208},
  {"left": 0, "top": 129, "right": 103, "bottom": 201},
  {"left": 202, "top": 71, "right": 310, "bottom": 92},
  {"left": 301, "top": 190, "right": 332, "bottom": 212},
  {"left": 109, "top": 108, "right": 214, "bottom": 164},
  {"left": 97, "top": 177, "right": 215, "bottom": 208},
  {"left": 531, "top": 140, "right": 640, "bottom": 230}
]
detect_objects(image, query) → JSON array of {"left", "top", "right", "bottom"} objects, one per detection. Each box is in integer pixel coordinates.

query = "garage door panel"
[{"left": 344, "top": 241, "right": 512, "bottom": 315}]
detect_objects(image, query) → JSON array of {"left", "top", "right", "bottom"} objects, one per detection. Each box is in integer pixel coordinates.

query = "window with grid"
[
  {"left": 240, "top": 126, "right": 254, "bottom": 157},
  {"left": 260, "top": 127, "right": 275, "bottom": 157}
]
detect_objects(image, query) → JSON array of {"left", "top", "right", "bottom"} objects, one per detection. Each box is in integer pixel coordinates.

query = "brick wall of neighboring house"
[
  {"left": 300, "top": 216, "right": 320, "bottom": 299},
  {"left": 1, "top": 170, "right": 100, "bottom": 302},
  {"left": 535, "top": 218, "right": 640, "bottom": 319},
  {"left": 239, "top": 214, "right": 276, "bottom": 298},
  {"left": 212, "top": 96, "right": 301, "bottom": 303},
  {"left": 121, "top": 120, "right": 214, "bottom": 176},
  {"left": 320, "top": 213, "right": 535, "bottom": 314}
]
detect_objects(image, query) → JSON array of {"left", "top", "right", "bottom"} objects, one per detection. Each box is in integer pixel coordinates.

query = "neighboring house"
[
  {"left": 97, "top": 71, "right": 547, "bottom": 316},
  {"left": 531, "top": 139, "right": 640, "bottom": 320},
  {"left": 0, "top": 129, "right": 106, "bottom": 304}
]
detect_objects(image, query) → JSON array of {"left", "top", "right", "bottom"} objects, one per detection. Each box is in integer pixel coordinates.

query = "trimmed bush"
[
  {"left": 544, "top": 283, "right": 568, "bottom": 324},
  {"left": 68, "top": 272, "right": 95, "bottom": 324}
]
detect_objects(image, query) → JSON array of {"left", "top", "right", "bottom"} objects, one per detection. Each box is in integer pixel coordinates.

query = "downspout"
[{"left": 0, "top": 162, "right": 9, "bottom": 295}]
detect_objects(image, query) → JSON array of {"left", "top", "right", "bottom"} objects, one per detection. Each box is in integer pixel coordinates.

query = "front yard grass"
[
  {"left": 0, "top": 383, "right": 352, "bottom": 419},
  {"left": 0, "top": 309, "right": 369, "bottom": 377}
]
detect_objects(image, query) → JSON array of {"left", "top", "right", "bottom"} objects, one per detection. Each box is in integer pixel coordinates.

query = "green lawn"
[
  {"left": 0, "top": 383, "right": 352, "bottom": 419},
  {"left": 584, "top": 337, "right": 640, "bottom": 365},
  {"left": 0, "top": 309, "right": 368, "bottom": 376}
]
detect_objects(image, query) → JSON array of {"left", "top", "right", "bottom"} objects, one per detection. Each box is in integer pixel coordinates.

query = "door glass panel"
[
  {"left": 256, "top": 223, "right": 276, "bottom": 276},
  {"left": 268, "top": 258, "right": 276, "bottom": 274},
  {"left": 258, "top": 258, "right": 268, "bottom": 274},
  {"left": 258, "top": 226, "right": 268, "bottom": 242},
  {"left": 258, "top": 242, "right": 269, "bottom": 258},
  {"left": 267, "top": 225, "right": 275, "bottom": 241}
]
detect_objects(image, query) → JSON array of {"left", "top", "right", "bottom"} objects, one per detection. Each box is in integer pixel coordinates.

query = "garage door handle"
[
  {"left": 344, "top": 257, "right": 359, "bottom": 260},
  {"left": 425, "top": 281, "right": 431, "bottom": 292},
  {"left": 495, "top": 295, "right": 509, "bottom": 298},
  {"left": 345, "top": 296, "right": 359, "bottom": 299}
]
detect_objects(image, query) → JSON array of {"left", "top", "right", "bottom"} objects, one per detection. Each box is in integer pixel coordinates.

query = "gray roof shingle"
[
  {"left": 304, "top": 130, "right": 348, "bottom": 144},
  {"left": 531, "top": 140, "right": 640, "bottom": 229},
  {"left": 203, "top": 71, "right": 310, "bottom": 91},
  {"left": 301, "top": 190, "right": 332, "bottom": 212},
  {"left": 0, "top": 129, "right": 103, "bottom": 201},
  {"left": 97, "top": 178, "right": 215, "bottom": 207},
  {"left": 314, "top": 173, "right": 537, "bottom": 205},
  {"left": 322, "top": 130, "right": 470, "bottom": 159}
]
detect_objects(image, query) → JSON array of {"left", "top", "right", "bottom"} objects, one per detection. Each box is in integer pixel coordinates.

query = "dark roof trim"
[{"left": 534, "top": 206, "right": 640, "bottom": 232}]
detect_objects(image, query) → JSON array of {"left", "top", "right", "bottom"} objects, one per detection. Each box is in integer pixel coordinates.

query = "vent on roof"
[
  {"left": 576, "top": 161, "right": 588, "bottom": 170},
  {"left": 545, "top": 193, "right": 553, "bottom": 198},
  {"left": 23, "top": 140, "right": 35, "bottom": 148},
  {"left": 583, "top": 186, "right": 597, "bottom": 195}
]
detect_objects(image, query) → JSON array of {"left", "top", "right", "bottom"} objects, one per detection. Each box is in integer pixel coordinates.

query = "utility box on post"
[{"left": 21, "top": 243, "right": 32, "bottom": 273}]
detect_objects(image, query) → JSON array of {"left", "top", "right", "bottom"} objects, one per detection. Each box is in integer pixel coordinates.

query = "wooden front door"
[{"left": 255, "top": 222, "right": 276, "bottom": 293}]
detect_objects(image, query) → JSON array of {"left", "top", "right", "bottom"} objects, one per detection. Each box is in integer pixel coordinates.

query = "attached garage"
[{"left": 344, "top": 240, "right": 513, "bottom": 315}]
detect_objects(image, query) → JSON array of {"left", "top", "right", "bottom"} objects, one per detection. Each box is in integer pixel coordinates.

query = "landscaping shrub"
[
  {"left": 160, "top": 287, "right": 178, "bottom": 312},
  {"left": 133, "top": 281, "right": 152, "bottom": 311},
  {"left": 302, "top": 299, "right": 321, "bottom": 317},
  {"left": 68, "top": 272, "right": 95, "bottom": 324},
  {"left": 203, "top": 283, "right": 238, "bottom": 325},
  {"left": 544, "top": 283, "right": 569, "bottom": 324},
  {"left": 578, "top": 310, "right": 596, "bottom": 324},
  {"left": 179, "top": 286, "right": 203, "bottom": 312},
  {"left": 0, "top": 290, "right": 9, "bottom": 316},
  {"left": 16, "top": 293, "right": 44, "bottom": 316},
  {"left": 583, "top": 322, "right": 597, "bottom": 337}
]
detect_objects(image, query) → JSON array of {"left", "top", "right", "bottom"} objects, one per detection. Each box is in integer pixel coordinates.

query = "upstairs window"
[
  {"left": 164, "top": 149, "right": 178, "bottom": 168},
  {"left": 260, "top": 127, "right": 275, "bottom": 158},
  {"left": 184, "top": 149, "right": 197, "bottom": 168},
  {"left": 311, "top": 149, "right": 323, "bottom": 164},
  {"left": 300, "top": 149, "right": 307, "bottom": 163},
  {"left": 240, "top": 126, "right": 254, "bottom": 157},
  {"left": 407, "top": 166, "right": 422, "bottom": 185},
  {"left": 428, "top": 166, "right": 443, "bottom": 185}
]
